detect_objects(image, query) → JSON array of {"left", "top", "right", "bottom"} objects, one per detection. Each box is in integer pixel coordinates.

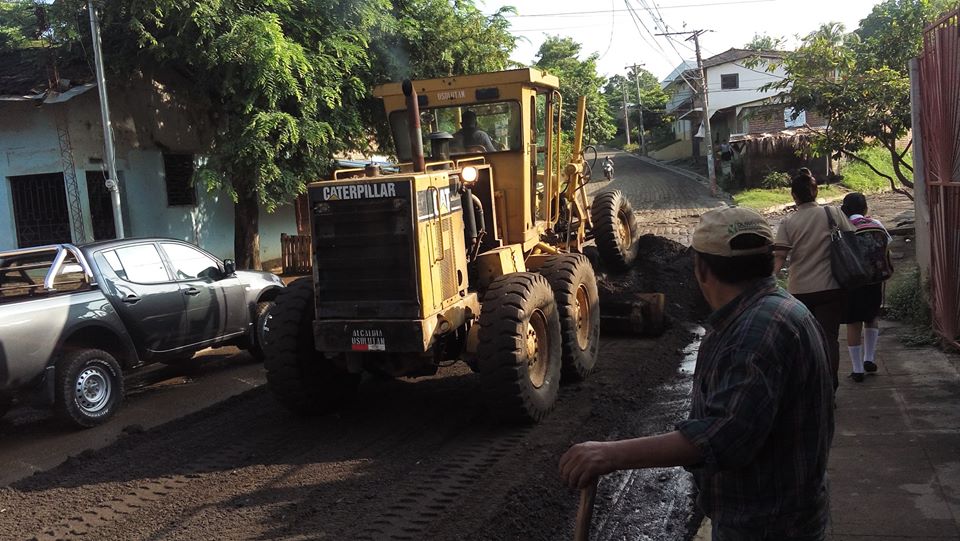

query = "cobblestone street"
[{"left": 587, "top": 150, "right": 726, "bottom": 246}]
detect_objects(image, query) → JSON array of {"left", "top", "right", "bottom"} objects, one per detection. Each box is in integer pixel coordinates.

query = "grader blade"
[{"left": 598, "top": 292, "right": 666, "bottom": 336}]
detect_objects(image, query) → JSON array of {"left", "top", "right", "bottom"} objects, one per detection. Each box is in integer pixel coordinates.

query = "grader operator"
[{"left": 262, "top": 68, "right": 650, "bottom": 423}]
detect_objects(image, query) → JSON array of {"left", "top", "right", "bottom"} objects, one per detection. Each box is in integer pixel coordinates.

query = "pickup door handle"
[
  {"left": 122, "top": 294, "right": 141, "bottom": 304},
  {"left": 183, "top": 287, "right": 201, "bottom": 296}
]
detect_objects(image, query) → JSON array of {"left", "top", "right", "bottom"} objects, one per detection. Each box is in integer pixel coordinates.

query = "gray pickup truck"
[{"left": 0, "top": 238, "right": 284, "bottom": 428}]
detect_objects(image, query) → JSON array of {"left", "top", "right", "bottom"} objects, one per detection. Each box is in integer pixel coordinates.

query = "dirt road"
[{"left": 0, "top": 151, "right": 712, "bottom": 540}]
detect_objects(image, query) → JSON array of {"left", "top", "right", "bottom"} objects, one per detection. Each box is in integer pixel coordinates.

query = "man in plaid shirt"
[{"left": 560, "top": 207, "right": 834, "bottom": 540}]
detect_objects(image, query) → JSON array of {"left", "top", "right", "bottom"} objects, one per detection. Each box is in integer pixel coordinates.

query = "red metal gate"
[{"left": 919, "top": 7, "right": 960, "bottom": 347}]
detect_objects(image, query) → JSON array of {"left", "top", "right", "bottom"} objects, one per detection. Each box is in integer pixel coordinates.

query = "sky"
[{"left": 480, "top": 0, "right": 882, "bottom": 81}]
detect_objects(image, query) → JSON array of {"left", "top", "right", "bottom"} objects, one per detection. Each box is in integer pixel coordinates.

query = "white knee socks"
[
  {"left": 864, "top": 328, "right": 879, "bottom": 364},
  {"left": 848, "top": 345, "right": 865, "bottom": 374}
]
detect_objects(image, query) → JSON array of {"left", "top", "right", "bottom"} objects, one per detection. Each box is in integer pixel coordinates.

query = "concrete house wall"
[
  {"left": 0, "top": 82, "right": 296, "bottom": 265},
  {"left": 704, "top": 59, "right": 787, "bottom": 112},
  {"left": 661, "top": 54, "right": 788, "bottom": 157}
]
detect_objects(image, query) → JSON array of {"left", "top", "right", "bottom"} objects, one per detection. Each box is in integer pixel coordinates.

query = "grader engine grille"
[
  {"left": 438, "top": 217, "right": 458, "bottom": 299},
  {"left": 310, "top": 181, "right": 419, "bottom": 319}
]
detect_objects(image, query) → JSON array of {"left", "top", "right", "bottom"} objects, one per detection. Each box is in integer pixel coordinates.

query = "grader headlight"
[{"left": 461, "top": 166, "right": 479, "bottom": 186}]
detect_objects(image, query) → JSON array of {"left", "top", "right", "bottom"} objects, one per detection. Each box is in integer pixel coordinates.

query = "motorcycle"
[{"left": 602, "top": 157, "right": 614, "bottom": 181}]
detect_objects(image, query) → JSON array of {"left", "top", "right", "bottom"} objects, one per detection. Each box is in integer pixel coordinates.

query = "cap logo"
[{"left": 726, "top": 220, "right": 768, "bottom": 236}]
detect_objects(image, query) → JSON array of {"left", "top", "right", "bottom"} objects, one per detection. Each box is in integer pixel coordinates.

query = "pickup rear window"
[{"left": 0, "top": 251, "right": 90, "bottom": 303}]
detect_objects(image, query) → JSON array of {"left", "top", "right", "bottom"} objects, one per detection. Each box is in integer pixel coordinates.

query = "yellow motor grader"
[{"left": 263, "top": 68, "right": 661, "bottom": 422}]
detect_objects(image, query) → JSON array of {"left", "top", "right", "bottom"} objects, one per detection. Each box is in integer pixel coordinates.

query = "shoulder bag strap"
[{"left": 824, "top": 206, "right": 838, "bottom": 231}]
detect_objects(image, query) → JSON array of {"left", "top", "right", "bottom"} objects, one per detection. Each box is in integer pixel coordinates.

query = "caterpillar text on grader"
[{"left": 263, "top": 68, "right": 665, "bottom": 422}]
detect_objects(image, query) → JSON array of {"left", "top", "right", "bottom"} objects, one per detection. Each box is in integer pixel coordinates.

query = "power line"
[
  {"left": 502, "top": 0, "right": 776, "bottom": 18},
  {"left": 622, "top": 0, "right": 665, "bottom": 54},
  {"left": 597, "top": 0, "right": 617, "bottom": 60}
]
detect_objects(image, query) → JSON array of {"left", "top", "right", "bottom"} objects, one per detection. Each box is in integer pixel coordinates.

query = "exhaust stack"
[{"left": 402, "top": 80, "right": 426, "bottom": 173}]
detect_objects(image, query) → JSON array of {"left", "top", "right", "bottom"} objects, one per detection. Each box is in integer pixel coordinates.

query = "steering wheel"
[{"left": 466, "top": 145, "right": 487, "bottom": 153}]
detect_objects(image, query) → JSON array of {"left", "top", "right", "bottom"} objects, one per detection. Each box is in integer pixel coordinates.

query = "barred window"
[
  {"left": 720, "top": 74, "right": 739, "bottom": 90},
  {"left": 163, "top": 154, "right": 196, "bottom": 206}
]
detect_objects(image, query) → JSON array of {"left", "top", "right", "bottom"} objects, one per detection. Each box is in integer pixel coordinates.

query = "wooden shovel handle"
[{"left": 573, "top": 478, "right": 599, "bottom": 541}]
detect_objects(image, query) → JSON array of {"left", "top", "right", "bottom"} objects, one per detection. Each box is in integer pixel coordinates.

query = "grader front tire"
[
  {"left": 591, "top": 190, "right": 639, "bottom": 271},
  {"left": 537, "top": 254, "right": 601, "bottom": 382},
  {"left": 477, "top": 273, "right": 562, "bottom": 423}
]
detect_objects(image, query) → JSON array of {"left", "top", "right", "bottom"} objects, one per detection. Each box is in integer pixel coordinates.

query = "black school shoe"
[
  {"left": 864, "top": 360, "right": 878, "bottom": 373},
  {"left": 849, "top": 372, "right": 865, "bottom": 383}
]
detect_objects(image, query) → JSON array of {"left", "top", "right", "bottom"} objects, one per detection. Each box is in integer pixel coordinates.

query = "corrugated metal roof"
[{"left": 0, "top": 48, "right": 93, "bottom": 99}]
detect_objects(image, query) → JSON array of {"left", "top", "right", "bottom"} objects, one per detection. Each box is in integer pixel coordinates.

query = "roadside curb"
[{"left": 634, "top": 154, "right": 709, "bottom": 184}]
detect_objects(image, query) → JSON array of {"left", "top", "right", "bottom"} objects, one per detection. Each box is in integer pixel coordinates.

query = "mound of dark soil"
[{"left": 596, "top": 234, "right": 708, "bottom": 325}]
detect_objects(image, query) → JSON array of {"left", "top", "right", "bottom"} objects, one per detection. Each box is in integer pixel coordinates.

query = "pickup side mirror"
[{"left": 223, "top": 259, "right": 236, "bottom": 277}]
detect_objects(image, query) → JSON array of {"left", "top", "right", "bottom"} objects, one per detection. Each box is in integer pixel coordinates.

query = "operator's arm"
[
  {"left": 559, "top": 431, "right": 702, "bottom": 489},
  {"left": 479, "top": 131, "right": 497, "bottom": 152}
]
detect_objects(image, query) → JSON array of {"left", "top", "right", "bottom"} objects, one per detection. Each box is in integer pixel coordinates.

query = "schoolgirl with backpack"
[{"left": 839, "top": 192, "right": 894, "bottom": 382}]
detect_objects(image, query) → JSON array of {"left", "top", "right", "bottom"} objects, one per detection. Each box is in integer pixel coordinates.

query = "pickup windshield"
[{"left": 390, "top": 101, "right": 521, "bottom": 161}]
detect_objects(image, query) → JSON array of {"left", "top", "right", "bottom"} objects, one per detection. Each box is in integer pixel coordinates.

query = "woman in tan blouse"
[{"left": 773, "top": 170, "right": 855, "bottom": 391}]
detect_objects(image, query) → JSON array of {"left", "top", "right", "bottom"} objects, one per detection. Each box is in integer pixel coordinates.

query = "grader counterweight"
[{"left": 262, "top": 68, "right": 663, "bottom": 423}]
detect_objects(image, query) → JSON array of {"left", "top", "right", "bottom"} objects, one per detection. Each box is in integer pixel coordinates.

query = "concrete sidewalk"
[
  {"left": 695, "top": 320, "right": 960, "bottom": 540},
  {"left": 829, "top": 320, "right": 960, "bottom": 540}
]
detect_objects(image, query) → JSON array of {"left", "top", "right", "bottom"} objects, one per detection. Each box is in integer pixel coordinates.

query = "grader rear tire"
[
  {"left": 263, "top": 277, "right": 359, "bottom": 415},
  {"left": 591, "top": 190, "right": 639, "bottom": 271},
  {"left": 477, "top": 273, "right": 562, "bottom": 423},
  {"left": 537, "top": 254, "right": 601, "bottom": 382}
]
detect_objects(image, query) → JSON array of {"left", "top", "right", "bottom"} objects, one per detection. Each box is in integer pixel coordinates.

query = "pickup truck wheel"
[
  {"left": 249, "top": 301, "right": 273, "bottom": 362},
  {"left": 477, "top": 273, "right": 562, "bottom": 423},
  {"left": 55, "top": 349, "right": 124, "bottom": 428},
  {"left": 263, "top": 277, "right": 359, "bottom": 415}
]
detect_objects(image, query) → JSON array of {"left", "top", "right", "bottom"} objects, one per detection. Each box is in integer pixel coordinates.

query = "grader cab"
[{"left": 263, "top": 68, "right": 658, "bottom": 422}]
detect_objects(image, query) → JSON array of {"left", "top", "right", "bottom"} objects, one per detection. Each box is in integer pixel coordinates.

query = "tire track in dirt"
[
  {"left": 30, "top": 441, "right": 253, "bottom": 541},
  {"left": 352, "top": 428, "right": 532, "bottom": 540}
]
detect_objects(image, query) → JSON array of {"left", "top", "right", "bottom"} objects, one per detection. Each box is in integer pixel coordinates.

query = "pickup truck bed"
[{"left": 0, "top": 239, "right": 283, "bottom": 428}]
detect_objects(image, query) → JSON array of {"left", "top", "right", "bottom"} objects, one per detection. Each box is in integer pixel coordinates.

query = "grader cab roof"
[{"left": 373, "top": 68, "right": 560, "bottom": 99}]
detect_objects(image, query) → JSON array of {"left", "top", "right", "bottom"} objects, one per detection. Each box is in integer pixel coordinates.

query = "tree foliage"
[
  {"left": 744, "top": 33, "right": 785, "bottom": 51},
  {"left": 4, "top": 0, "right": 518, "bottom": 268},
  {"left": 532, "top": 36, "right": 616, "bottom": 144},
  {"left": 770, "top": 1, "right": 955, "bottom": 200},
  {"left": 602, "top": 66, "right": 670, "bottom": 146}
]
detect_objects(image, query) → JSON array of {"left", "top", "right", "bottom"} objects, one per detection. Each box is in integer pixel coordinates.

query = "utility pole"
[
  {"left": 87, "top": 0, "right": 125, "bottom": 238},
  {"left": 656, "top": 29, "right": 716, "bottom": 195},
  {"left": 627, "top": 63, "right": 646, "bottom": 155},
  {"left": 620, "top": 79, "right": 631, "bottom": 145}
]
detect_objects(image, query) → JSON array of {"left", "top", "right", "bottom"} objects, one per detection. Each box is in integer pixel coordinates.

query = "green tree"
[
  {"left": 11, "top": 0, "right": 517, "bottom": 268},
  {"left": 744, "top": 33, "right": 785, "bottom": 51},
  {"left": 0, "top": 1, "right": 38, "bottom": 50},
  {"left": 770, "top": 1, "right": 955, "bottom": 200},
  {"left": 602, "top": 66, "right": 669, "bottom": 146},
  {"left": 533, "top": 36, "right": 616, "bottom": 144}
]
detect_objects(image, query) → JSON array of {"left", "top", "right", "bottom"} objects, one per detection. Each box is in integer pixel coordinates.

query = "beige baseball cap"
[{"left": 692, "top": 207, "right": 775, "bottom": 257}]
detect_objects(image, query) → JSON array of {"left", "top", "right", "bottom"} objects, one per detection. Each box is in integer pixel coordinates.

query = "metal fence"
[{"left": 919, "top": 7, "right": 960, "bottom": 347}]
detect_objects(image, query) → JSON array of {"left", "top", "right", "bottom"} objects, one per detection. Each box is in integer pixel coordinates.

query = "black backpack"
[{"left": 850, "top": 216, "right": 894, "bottom": 284}]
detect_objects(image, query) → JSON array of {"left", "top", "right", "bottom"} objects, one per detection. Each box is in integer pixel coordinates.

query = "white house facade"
[{"left": 654, "top": 49, "right": 788, "bottom": 160}]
